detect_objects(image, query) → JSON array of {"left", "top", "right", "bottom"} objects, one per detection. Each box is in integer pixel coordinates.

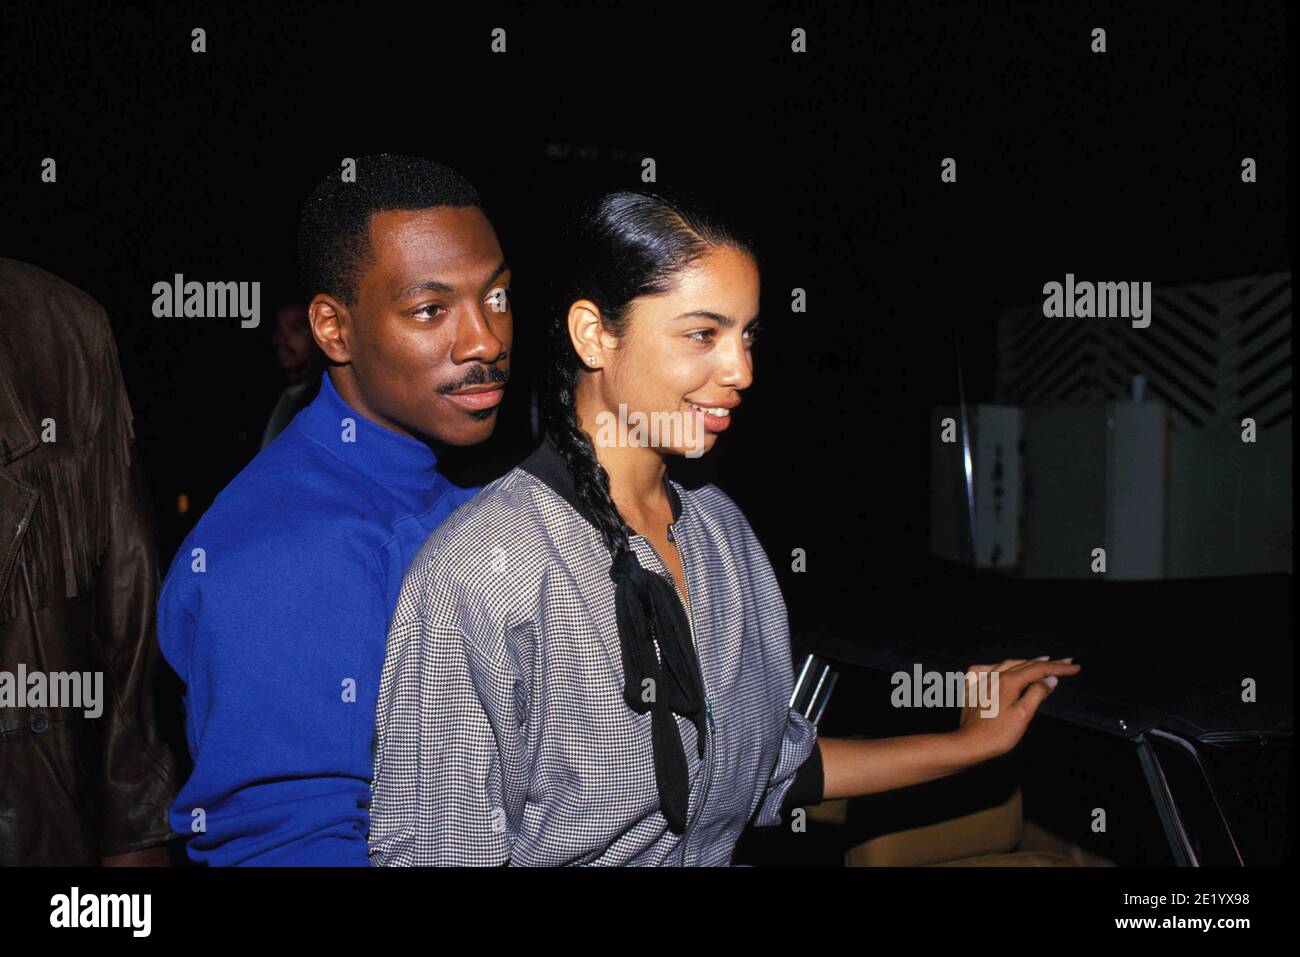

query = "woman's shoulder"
[
  {"left": 679, "top": 483, "right": 785, "bottom": 598},
  {"left": 680, "top": 481, "right": 747, "bottom": 525},
  {"left": 406, "top": 466, "right": 566, "bottom": 579},
  {"left": 424, "top": 466, "right": 549, "bottom": 542},
  {"left": 678, "top": 482, "right": 764, "bottom": 551}
]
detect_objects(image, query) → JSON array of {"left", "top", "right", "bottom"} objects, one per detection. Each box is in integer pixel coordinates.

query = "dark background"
[{"left": 2, "top": 0, "right": 1291, "bottom": 608}]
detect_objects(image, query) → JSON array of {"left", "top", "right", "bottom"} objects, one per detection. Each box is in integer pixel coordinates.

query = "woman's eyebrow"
[
  {"left": 673, "top": 310, "right": 761, "bottom": 327},
  {"left": 674, "top": 309, "right": 735, "bottom": 327}
]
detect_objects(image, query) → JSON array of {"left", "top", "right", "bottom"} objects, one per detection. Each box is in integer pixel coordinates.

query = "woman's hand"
[
  {"left": 818, "top": 657, "right": 1082, "bottom": 800},
  {"left": 955, "top": 657, "right": 1081, "bottom": 763}
]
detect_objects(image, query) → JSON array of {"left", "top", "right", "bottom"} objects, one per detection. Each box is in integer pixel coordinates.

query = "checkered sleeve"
[
  {"left": 368, "top": 544, "right": 517, "bottom": 866},
  {"left": 752, "top": 708, "right": 820, "bottom": 827}
]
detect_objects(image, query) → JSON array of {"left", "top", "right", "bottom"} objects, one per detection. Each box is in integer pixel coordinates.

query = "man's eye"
[
  {"left": 412, "top": 304, "right": 448, "bottom": 320},
  {"left": 486, "top": 287, "right": 511, "bottom": 312}
]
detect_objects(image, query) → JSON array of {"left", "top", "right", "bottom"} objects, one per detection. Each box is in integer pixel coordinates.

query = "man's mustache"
[{"left": 438, "top": 364, "right": 509, "bottom": 393}]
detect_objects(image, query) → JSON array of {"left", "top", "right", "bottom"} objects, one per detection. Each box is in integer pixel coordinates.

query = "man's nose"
[{"left": 452, "top": 305, "right": 509, "bottom": 364}]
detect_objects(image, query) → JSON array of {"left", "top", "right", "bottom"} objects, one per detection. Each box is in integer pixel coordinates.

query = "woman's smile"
[{"left": 685, "top": 397, "right": 738, "bottom": 432}]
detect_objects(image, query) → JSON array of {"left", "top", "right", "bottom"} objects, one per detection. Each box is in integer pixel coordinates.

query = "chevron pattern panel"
[{"left": 995, "top": 272, "right": 1291, "bottom": 430}]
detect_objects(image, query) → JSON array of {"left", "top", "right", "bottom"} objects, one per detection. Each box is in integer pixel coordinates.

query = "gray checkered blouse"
[{"left": 369, "top": 439, "right": 821, "bottom": 866}]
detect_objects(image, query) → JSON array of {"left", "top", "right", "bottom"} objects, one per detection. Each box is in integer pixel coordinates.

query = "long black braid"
[{"left": 549, "top": 365, "right": 632, "bottom": 559}]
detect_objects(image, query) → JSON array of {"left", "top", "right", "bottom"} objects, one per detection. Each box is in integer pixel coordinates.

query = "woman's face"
[{"left": 593, "top": 245, "right": 761, "bottom": 458}]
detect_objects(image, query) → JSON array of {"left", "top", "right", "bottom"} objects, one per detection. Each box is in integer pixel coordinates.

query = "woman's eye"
[
  {"left": 744, "top": 324, "right": 761, "bottom": 346},
  {"left": 687, "top": 329, "right": 715, "bottom": 343}
]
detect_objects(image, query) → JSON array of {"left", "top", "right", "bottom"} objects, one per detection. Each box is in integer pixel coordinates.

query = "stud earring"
[{"left": 586, "top": 355, "right": 596, "bottom": 365}]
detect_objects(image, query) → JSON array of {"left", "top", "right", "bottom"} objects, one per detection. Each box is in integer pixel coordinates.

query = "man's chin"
[{"left": 418, "top": 412, "right": 499, "bottom": 448}]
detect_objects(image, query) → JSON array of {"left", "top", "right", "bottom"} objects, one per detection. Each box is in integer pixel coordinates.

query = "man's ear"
[
  {"left": 308, "top": 294, "right": 352, "bottom": 364},
  {"left": 568, "top": 299, "right": 607, "bottom": 369}
]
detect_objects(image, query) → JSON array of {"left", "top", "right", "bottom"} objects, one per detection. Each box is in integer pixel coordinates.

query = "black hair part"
[
  {"left": 544, "top": 189, "right": 755, "bottom": 560},
  {"left": 296, "top": 153, "right": 481, "bottom": 305}
]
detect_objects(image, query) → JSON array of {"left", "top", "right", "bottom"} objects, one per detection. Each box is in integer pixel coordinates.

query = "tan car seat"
[{"left": 843, "top": 787, "right": 1076, "bottom": 866}]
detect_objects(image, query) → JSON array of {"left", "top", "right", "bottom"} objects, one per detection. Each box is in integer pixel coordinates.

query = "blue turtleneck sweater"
[{"left": 158, "top": 372, "right": 478, "bottom": 866}]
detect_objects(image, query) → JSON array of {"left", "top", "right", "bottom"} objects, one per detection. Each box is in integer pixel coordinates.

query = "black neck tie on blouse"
[
  {"left": 518, "top": 438, "right": 708, "bottom": 836},
  {"left": 608, "top": 547, "right": 708, "bottom": 835}
]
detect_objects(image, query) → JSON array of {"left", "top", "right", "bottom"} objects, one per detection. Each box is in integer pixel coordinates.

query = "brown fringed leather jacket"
[{"left": 0, "top": 258, "right": 179, "bottom": 864}]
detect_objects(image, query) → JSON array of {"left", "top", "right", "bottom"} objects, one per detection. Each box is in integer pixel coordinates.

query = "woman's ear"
[{"left": 567, "top": 299, "right": 606, "bottom": 369}]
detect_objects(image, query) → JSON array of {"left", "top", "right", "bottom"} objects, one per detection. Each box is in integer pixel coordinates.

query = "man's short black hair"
[{"left": 296, "top": 154, "right": 481, "bottom": 305}]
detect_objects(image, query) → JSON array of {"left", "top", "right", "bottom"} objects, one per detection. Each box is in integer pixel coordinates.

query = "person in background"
[
  {"left": 261, "top": 301, "right": 324, "bottom": 449},
  {"left": 0, "top": 258, "right": 180, "bottom": 866}
]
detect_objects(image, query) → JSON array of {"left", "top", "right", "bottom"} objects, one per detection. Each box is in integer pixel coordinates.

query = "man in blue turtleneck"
[{"left": 157, "top": 155, "right": 514, "bottom": 865}]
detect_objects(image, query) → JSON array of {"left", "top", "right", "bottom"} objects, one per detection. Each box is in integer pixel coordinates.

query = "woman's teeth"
[{"left": 687, "top": 401, "right": 730, "bottom": 417}]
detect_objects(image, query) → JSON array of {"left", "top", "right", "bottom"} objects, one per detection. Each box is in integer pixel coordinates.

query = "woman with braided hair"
[{"left": 368, "top": 190, "right": 1079, "bottom": 866}]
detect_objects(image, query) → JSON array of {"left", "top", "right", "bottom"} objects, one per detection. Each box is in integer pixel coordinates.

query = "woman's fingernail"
[
  {"left": 1062, "top": 657, "right": 1074, "bottom": 663},
  {"left": 1035, "top": 655, "right": 1050, "bottom": 661},
  {"left": 1044, "top": 675, "right": 1059, "bottom": 688}
]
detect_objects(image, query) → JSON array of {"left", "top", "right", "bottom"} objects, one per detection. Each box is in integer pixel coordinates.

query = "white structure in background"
[{"left": 932, "top": 272, "right": 1291, "bottom": 580}]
